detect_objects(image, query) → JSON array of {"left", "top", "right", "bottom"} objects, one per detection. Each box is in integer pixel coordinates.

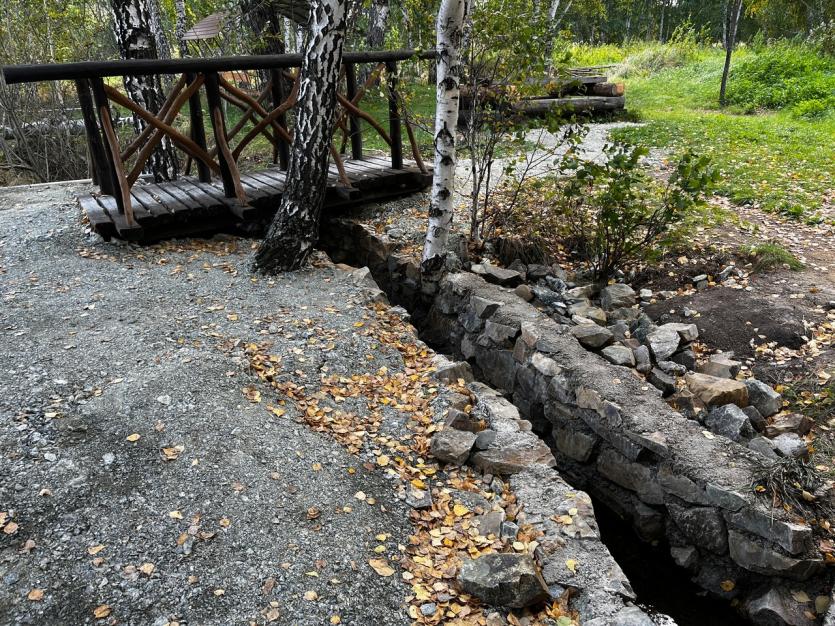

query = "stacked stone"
[
  {"left": 428, "top": 272, "right": 831, "bottom": 626},
  {"left": 431, "top": 381, "right": 655, "bottom": 623}
]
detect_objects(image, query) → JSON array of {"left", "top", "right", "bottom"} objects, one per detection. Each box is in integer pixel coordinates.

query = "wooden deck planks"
[{"left": 79, "top": 157, "right": 431, "bottom": 242}]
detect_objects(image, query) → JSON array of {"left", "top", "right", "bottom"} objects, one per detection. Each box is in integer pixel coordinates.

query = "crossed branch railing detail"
[{"left": 1, "top": 50, "right": 432, "bottom": 226}]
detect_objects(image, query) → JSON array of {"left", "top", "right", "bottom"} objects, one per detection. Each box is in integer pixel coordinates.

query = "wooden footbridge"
[{"left": 1, "top": 51, "right": 433, "bottom": 242}]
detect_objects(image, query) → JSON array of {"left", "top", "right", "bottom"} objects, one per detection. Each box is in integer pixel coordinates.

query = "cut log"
[
  {"left": 513, "top": 96, "right": 625, "bottom": 115},
  {"left": 591, "top": 82, "right": 625, "bottom": 97}
]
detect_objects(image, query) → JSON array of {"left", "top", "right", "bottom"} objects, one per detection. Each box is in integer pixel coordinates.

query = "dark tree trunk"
[
  {"left": 253, "top": 0, "right": 350, "bottom": 273},
  {"left": 110, "top": 0, "right": 179, "bottom": 181},
  {"left": 719, "top": 0, "right": 743, "bottom": 106},
  {"left": 241, "top": 0, "right": 287, "bottom": 56}
]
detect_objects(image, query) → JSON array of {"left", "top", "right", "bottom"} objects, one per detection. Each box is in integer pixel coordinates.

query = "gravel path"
[{"left": 0, "top": 191, "right": 442, "bottom": 625}]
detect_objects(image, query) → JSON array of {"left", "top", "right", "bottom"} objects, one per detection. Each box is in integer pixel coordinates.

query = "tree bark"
[
  {"left": 253, "top": 0, "right": 350, "bottom": 273},
  {"left": 174, "top": 0, "right": 189, "bottom": 58},
  {"left": 366, "top": 0, "right": 389, "bottom": 48},
  {"left": 110, "top": 0, "right": 179, "bottom": 181},
  {"left": 241, "top": 0, "right": 287, "bottom": 56},
  {"left": 421, "top": 0, "right": 468, "bottom": 272},
  {"left": 147, "top": 0, "right": 171, "bottom": 59},
  {"left": 719, "top": 0, "right": 743, "bottom": 106}
]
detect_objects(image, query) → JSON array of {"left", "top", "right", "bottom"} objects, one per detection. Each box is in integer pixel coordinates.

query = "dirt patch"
[{"left": 644, "top": 284, "right": 811, "bottom": 359}]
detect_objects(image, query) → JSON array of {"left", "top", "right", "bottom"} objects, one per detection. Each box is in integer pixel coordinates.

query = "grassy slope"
[{"left": 585, "top": 47, "right": 834, "bottom": 221}]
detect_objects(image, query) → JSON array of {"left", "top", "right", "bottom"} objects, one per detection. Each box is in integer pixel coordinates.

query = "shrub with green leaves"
[
  {"left": 726, "top": 41, "right": 835, "bottom": 112},
  {"left": 557, "top": 143, "right": 718, "bottom": 279}
]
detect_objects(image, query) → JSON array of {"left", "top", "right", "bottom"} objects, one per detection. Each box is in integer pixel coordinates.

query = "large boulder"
[
  {"left": 744, "top": 379, "right": 783, "bottom": 417},
  {"left": 705, "top": 404, "right": 754, "bottom": 442},
  {"left": 459, "top": 553, "right": 550, "bottom": 608},
  {"left": 430, "top": 429, "right": 477, "bottom": 465},
  {"left": 600, "top": 284, "right": 636, "bottom": 310},
  {"left": 685, "top": 373, "right": 749, "bottom": 408}
]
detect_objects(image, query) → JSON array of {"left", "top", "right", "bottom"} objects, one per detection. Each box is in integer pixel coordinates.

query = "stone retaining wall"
[{"left": 320, "top": 218, "right": 834, "bottom": 625}]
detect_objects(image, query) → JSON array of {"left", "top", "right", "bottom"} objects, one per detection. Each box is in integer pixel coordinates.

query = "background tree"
[
  {"left": 421, "top": 0, "right": 468, "bottom": 272},
  {"left": 253, "top": 0, "right": 351, "bottom": 272},
  {"left": 109, "top": 0, "right": 179, "bottom": 180},
  {"left": 719, "top": 0, "right": 744, "bottom": 105},
  {"left": 366, "top": 0, "right": 389, "bottom": 49}
]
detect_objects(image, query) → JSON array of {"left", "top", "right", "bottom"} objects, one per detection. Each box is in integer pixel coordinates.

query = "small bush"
[
  {"left": 791, "top": 96, "right": 835, "bottom": 119},
  {"left": 726, "top": 41, "right": 835, "bottom": 112},
  {"left": 558, "top": 144, "right": 716, "bottom": 279}
]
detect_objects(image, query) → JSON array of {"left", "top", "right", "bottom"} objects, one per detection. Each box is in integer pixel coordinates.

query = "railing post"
[
  {"left": 204, "top": 71, "right": 243, "bottom": 200},
  {"left": 385, "top": 60, "right": 403, "bottom": 170},
  {"left": 186, "top": 72, "right": 211, "bottom": 183},
  {"left": 75, "top": 78, "right": 112, "bottom": 191},
  {"left": 90, "top": 77, "right": 133, "bottom": 221},
  {"left": 269, "top": 68, "right": 291, "bottom": 170},
  {"left": 344, "top": 63, "right": 363, "bottom": 160}
]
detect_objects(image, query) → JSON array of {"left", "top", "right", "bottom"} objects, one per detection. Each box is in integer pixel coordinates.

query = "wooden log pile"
[{"left": 459, "top": 66, "right": 625, "bottom": 123}]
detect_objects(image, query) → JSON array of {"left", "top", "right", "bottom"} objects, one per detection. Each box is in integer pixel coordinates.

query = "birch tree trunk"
[
  {"left": 421, "top": 0, "right": 468, "bottom": 273},
  {"left": 110, "top": 0, "right": 179, "bottom": 181},
  {"left": 719, "top": 0, "right": 744, "bottom": 106},
  {"left": 174, "top": 0, "right": 189, "bottom": 57},
  {"left": 147, "top": 0, "right": 171, "bottom": 59},
  {"left": 253, "top": 0, "right": 350, "bottom": 273},
  {"left": 366, "top": 0, "right": 389, "bottom": 48}
]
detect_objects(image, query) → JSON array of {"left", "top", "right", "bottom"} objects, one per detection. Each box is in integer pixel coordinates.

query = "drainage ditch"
[{"left": 318, "top": 216, "right": 832, "bottom": 626}]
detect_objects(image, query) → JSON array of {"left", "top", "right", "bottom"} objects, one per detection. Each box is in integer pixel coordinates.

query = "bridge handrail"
[{"left": 0, "top": 49, "right": 435, "bottom": 85}]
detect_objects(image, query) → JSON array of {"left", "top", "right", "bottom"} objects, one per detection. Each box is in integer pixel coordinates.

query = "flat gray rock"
[
  {"left": 571, "top": 323, "right": 614, "bottom": 349},
  {"left": 745, "top": 379, "right": 783, "bottom": 417},
  {"left": 645, "top": 325, "right": 681, "bottom": 361},
  {"left": 459, "top": 553, "right": 549, "bottom": 608}
]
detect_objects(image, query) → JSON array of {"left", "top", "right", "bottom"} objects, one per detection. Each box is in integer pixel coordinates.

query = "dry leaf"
[
  {"left": 27, "top": 589, "right": 44, "bottom": 601},
  {"left": 139, "top": 562, "right": 155, "bottom": 576},
  {"left": 792, "top": 590, "right": 811, "bottom": 603},
  {"left": 303, "top": 590, "right": 318, "bottom": 601},
  {"left": 565, "top": 559, "right": 577, "bottom": 573},
  {"left": 87, "top": 544, "right": 105, "bottom": 555},
  {"left": 126, "top": 433, "right": 141, "bottom": 442},
  {"left": 720, "top": 580, "right": 735, "bottom": 592},
  {"left": 93, "top": 605, "right": 111, "bottom": 619},
  {"left": 368, "top": 558, "right": 395, "bottom": 577},
  {"left": 3, "top": 522, "right": 19, "bottom": 535},
  {"left": 213, "top": 589, "right": 225, "bottom": 597}
]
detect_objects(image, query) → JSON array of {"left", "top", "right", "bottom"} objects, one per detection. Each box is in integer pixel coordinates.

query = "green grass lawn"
[{"left": 597, "top": 47, "right": 835, "bottom": 221}]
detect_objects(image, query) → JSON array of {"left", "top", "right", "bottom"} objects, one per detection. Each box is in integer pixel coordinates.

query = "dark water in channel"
[{"left": 593, "top": 502, "right": 750, "bottom": 626}]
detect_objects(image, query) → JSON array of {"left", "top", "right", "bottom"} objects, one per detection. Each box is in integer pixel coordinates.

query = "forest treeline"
[{"left": 0, "top": 0, "right": 833, "bottom": 67}]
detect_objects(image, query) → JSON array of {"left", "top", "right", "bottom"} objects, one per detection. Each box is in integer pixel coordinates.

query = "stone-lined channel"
[{"left": 319, "top": 217, "right": 833, "bottom": 626}]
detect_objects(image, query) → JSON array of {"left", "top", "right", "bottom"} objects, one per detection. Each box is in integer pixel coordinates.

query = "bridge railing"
[{"left": 0, "top": 50, "right": 432, "bottom": 225}]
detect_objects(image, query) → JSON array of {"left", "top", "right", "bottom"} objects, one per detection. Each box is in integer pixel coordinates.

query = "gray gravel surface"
[{"left": 0, "top": 190, "right": 421, "bottom": 625}]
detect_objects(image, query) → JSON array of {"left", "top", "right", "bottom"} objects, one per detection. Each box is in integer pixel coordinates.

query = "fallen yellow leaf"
[{"left": 368, "top": 558, "right": 395, "bottom": 577}]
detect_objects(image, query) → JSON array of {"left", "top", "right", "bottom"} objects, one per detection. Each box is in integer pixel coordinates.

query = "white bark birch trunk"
[
  {"left": 421, "top": 0, "right": 468, "bottom": 272},
  {"left": 253, "top": 0, "right": 350, "bottom": 272},
  {"left": 366, "top": 0, "right": 389, "bottom": 48},
  {"left": 174, "top": 0, "right": 188, "bottom": 57},
  {"left": 110, "top": 0, "right": 179, "bottom": 180}
]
